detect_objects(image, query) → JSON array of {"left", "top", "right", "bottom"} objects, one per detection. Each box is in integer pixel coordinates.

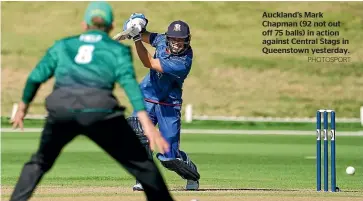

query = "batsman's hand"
[
  {"left": 11, "top": 102, "right": 28, "bottom": 131},
  {"left": 129, "top": 13, "right": 148, "bottom": 33},
  {"left": 122, "top": 13, "right": 148, "bottom": 41},
  {"left": 128, "top": 24, "right": 143, "bottom": 42}
]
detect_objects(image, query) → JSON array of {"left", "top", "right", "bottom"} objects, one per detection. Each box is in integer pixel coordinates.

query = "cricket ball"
[{"left": 346, "top": 166, "right": 355, "bottom": 175}]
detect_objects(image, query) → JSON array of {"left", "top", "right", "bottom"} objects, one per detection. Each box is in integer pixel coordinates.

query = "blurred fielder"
[
  {"left": 117, "top": 13, "right": 200, "bottom": 191},
  {"left": 9, "top": 2, "right": 175, "bottom": 201}
]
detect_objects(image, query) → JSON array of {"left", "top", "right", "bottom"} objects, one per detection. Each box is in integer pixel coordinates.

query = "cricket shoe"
[
  {"left": 133, "top": 181, "right": 144, "bottom": 191},
  {"left": 183, "top": 154, "right": 200, "bottom": 190},
  {"left": 186, "top": 180, "right": 199, "bottom": 190}
]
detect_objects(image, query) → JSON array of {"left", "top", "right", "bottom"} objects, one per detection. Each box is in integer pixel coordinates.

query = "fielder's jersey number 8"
[{"left": 74, "top": 45, "right": 95, "bottom": 64}]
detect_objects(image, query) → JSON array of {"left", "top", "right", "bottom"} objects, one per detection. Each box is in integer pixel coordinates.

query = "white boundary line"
[{"left": 1, "top": 128, "right": 363, "bottom": 136}]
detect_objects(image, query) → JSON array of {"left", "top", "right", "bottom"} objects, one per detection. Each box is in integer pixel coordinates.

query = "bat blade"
[{"left": 112, "top": 25, "right": 135, "bottom": 41}]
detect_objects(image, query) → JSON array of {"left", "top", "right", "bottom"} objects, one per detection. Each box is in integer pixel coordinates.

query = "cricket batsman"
[
  {"left": 9, "top": 2, "right": 175, "bottom": 201},
  {"left": 117, "top": 13, "right": 200, "bottom": 191}
]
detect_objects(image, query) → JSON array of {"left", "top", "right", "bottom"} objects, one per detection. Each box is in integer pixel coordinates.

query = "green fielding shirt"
[{"left": 22, "top": 30, "right": 145, "bottom": 113}]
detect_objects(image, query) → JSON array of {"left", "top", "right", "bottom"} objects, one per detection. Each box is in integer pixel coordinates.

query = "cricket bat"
[{"left": 112, "top": 25, "right": 136, "bottom": 41}]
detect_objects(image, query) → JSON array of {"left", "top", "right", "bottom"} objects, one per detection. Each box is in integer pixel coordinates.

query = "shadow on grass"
[
  {"left": 170, "top": 188, "right": 362, "bottom": 193},
  {"left": 171, "top": 188, "right": 298, "bottom": 192}
]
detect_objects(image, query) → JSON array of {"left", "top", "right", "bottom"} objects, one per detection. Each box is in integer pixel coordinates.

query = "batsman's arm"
[
  {"left": 141, "top": 31, "right": 159, "bottom": 45},
  {"left": 134, "top": 40, "right": 190, "bottom": 78},
  {"left": 141, "top": 31, "right": 152, "bottom": 44},
  {"left": 22, "top": 42, "right": 59, "bottom": 105},
  {"left": 115, "top": 45, "right": 145, "bottom": 112},
  {"left": 134, "top": 40, "right": 163, "bottom": 73}
]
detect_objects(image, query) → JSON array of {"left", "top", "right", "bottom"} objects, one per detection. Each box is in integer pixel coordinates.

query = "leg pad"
[
  {"left": 126, "top": 117, "right": 153, "bottom": 159},
  {"left": 157, "top": 155, "right": 200, "bottom": 181}
]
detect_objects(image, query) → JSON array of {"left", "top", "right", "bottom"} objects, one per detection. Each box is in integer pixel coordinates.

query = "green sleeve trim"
[
  {"left": 132, "top": 97, "right": 146, "bottom": 112},
  {"left": 21, "top": 79, "right": 41, "bottom": 104},
  {"left": 121, "top": 78, "right": 146, "bottom": 112}
]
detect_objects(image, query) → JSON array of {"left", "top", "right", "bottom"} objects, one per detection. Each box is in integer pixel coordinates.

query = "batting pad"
[{"left": 157, "top": 155, "right": 200, "bottom": 181}]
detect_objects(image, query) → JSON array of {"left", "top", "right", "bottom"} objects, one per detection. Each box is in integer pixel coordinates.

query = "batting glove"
[
  {"left": 129, "top": 13, "right": 148, "bottom": 33},
  {"left": 123, "top": 15, "right": 148, "bottom": 41},
  {"left": 128, "top": 23, "right": 143, "bottom": 42}
]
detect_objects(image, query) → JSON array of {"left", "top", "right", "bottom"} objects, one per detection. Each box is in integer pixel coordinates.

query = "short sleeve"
[{"left": 150, "top": 33, "right": 164, "bottom": 48}]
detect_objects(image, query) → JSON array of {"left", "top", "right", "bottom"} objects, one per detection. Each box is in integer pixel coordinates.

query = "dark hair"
[{"left": 87, "top": 16, "right": 112, "bottom": 33}]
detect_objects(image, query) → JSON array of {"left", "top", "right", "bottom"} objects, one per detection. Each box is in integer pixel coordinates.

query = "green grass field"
[
  {"left": 2, "top": 1, "right": 363, "bottom": 118},
  {"left": 2, "top": 132, "right": 362, "bottom": 200}
]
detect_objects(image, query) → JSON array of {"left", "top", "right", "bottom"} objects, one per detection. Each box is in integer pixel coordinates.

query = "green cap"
[{"left": 84, "top": 1, "right": 114, "bottom": 26}]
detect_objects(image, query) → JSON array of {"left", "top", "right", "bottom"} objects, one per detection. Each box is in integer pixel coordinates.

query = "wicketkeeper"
[
  {"left": 117, "top": 13, "right": 200, "bottom": 191},
  {"left": 9, "top": 2, "right": 174, "bottom": 201}
]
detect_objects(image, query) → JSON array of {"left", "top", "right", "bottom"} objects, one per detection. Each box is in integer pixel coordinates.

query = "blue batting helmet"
[{"left": 165, "top": 20, "right": 191, "bottom": 55}]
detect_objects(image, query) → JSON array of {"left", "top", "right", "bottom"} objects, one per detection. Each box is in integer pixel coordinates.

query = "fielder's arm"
[
  {"left": 12, "top": 41, "right": 58, "bottom": 129},
  {"left": 116, "top": 46, "right": 145, "bottom": 112},
  {"left": 22, "top": 42, "right": 58, "bottom": 105}
]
